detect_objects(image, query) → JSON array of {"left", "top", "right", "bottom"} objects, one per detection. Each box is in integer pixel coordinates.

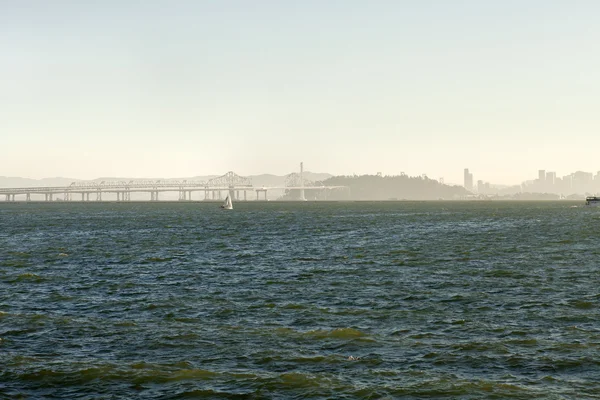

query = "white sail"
[{"left": 221, "top": 195, "right": 233, "bottom": 210}]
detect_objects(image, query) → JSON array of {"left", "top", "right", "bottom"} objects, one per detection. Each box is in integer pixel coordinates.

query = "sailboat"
[{"left": 220, "top": 194, "right": 233, "bottom": 210}]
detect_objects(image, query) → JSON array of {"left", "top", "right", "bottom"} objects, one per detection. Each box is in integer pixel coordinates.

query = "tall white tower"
[{"left": 299, "top": 162, "right": 306, "bottom": 201}]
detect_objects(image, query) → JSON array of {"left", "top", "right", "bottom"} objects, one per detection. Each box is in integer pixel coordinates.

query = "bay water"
[{"left": 1, "top": 201, "right": 599, "bottom": 399}]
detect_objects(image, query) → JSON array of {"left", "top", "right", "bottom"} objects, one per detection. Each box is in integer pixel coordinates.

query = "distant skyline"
[
  {"left": 5, "top": 166, "right": 600, "bottom": 190},
  {"left": 2, "top": 1, "right": 599, "bottom": 185}
]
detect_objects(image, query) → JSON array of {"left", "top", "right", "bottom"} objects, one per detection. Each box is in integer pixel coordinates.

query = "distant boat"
[
  {"left": 221, "top": 195, "right": 233, "bottom": 210},
  {"left": 585, "top": 196, "right": 600, "bottom": 206}
]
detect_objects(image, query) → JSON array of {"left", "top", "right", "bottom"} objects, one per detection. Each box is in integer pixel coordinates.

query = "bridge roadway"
[{"left": 0, "top": 178, "right": 347, "bottom": 202}]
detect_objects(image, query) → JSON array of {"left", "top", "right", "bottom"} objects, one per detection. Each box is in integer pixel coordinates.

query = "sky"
[{"left": 1, "top": 1, "right": 599, "bottom": 185}]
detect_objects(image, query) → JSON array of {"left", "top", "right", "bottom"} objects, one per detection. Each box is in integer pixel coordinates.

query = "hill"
[{"left": 281, "top": 174, "right": 470, "bottom": 200}]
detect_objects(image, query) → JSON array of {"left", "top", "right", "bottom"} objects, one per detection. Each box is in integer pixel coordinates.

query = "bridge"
[{"left": 0, "top": 170, "right": 348, "bottom": 202}]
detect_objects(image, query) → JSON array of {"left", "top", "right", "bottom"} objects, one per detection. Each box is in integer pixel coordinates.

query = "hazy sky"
[{"left": 2, "top": 1, "right": 599, "bottom": 184}]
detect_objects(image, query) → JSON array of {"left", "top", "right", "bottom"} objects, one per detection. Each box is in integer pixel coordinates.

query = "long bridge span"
[{"left": 0, "top": 171, "right": 347, "bottom": 202}]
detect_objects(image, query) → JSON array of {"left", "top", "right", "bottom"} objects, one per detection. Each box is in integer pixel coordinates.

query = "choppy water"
[{"left": 1, "top": 201, "right": 599, "bottom": 399}]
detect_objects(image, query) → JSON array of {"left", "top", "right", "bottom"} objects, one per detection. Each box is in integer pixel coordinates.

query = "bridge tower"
[{"left": 299, "top": 162, "right": 306, "bottom": 201}]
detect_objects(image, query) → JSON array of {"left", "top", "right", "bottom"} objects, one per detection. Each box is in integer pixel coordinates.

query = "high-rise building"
[
  {"left": 464, "top": 168, "right": 473, "bottom": 191},
  {"left": 546, "top": 172, "right": 556, "bottom": 186},
  {"left": 477, "top": 180, "right": 484, "bottom": 193},
  {"left": 538, "top": 170, "right": 546, "bottom": 182}
]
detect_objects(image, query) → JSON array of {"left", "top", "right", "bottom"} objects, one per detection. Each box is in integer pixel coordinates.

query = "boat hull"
[{"left": 585, "top": 196, "right": 600, "bottom": 206}]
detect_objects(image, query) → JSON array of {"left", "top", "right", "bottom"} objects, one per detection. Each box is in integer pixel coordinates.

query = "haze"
[{"left": 2, "top": 1, "right": 599, "bottom": 185}]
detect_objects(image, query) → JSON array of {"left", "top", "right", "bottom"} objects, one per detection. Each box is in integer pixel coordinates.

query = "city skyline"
[
  {"left": 2, "top": 1, "right": 600, "bottom": 184},
  {"left": 4, "top": 165, "right": 600, "bottom": 192},
  {"left": 464, "top": 167, "right": 600, "bottom": 195}
]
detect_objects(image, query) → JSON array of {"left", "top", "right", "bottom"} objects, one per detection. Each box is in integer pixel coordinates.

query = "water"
[{"left": 1, "top": 201, "right": 599, "bottom": 399}]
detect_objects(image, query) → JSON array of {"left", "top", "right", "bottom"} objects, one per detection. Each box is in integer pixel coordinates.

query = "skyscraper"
[{"left": 464, "top": 168, "right": 473, "bottom": 191}]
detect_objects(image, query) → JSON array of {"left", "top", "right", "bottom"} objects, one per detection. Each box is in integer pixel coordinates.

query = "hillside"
[{"left": 281, "top": 174, "right": 470, "bottom": 200}]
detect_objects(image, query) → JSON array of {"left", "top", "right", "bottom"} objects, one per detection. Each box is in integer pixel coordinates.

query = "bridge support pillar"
[
  {"left": 179, "top": 190, "right": 191, "bottom": 201},
  {"left": 26, "top": 193, "right": 31, "bottom": 202},
  {"left": 244, "top": 191, "right": 247, "bottom": 201},
  {"left": 256, "top": 190, "right": 267, "bottom": 200}
]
